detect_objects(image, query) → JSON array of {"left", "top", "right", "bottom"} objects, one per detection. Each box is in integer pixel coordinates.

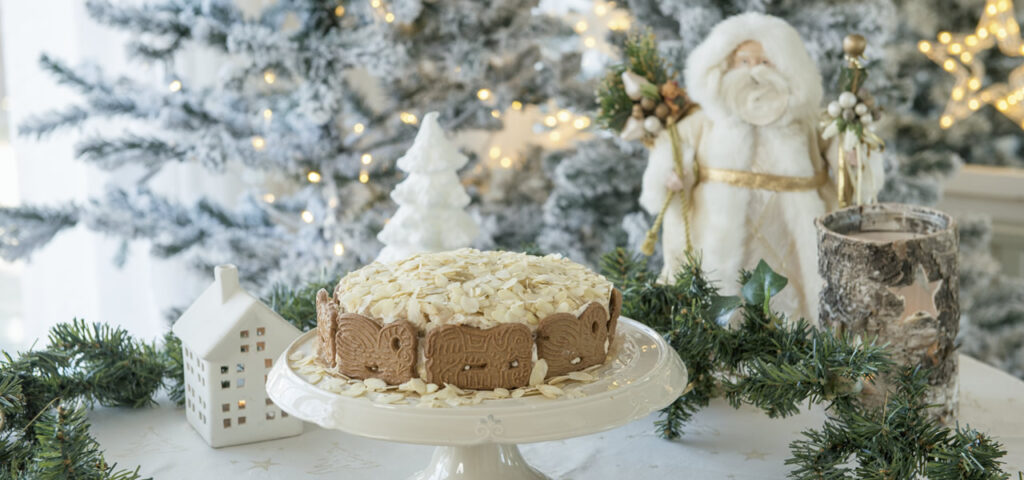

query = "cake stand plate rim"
[{"left": 266, "top": 317, "right": 687, "bottom": 446}]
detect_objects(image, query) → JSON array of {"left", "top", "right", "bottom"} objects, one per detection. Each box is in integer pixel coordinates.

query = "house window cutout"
[
  {"left": 281, "top": 412, "right": 288, "bottom": 418},
  {"left": 220, "top": 365, "right": 228, "bottom": 374},
  {"left": 236, "top": 363, "right": 245, "bottom": 373},
  {"left": 221, "top": 380, "right": 230, "bottom": 389},
  {"left": 264, "top": 358, "right": 273, "bottom": 368},
  {"left": 256, "top": 327, "right": 265, "bottom": 336},
  {"left": 240, "top": 330, "right": 249, "bottom": 338},
  {"left": 223, "top": 418, "right": 231, "bottom": 428},
  {"left": 241, "top": 344, "right": 249, "bottom": 353},
  {"left": 256, "top": 342, "right": 265, "bottom": 352},
  {"left": 264, "top": 374, "right": 268, "bottom": 383},
  {"left": 222, "top": 403, "right": 230, "bottom": 412},
  {"left": 238, "top": 400, "right": 246, "bottom": 409},
  {"left": 238, "top": 416, "right": 246, "bottom": 425},
  {"left": 266, "top": 411, "right": 276, "bottom": 420},
  {"left": 265, "top": 398, "right": 273, "bottom": 406},
  {"left": 237, "top": 378, "right": 246, "bottom": 388}
]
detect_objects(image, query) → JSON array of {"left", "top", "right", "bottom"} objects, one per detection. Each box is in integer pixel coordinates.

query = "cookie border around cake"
[{"left": 314, "top": 285, "right": 622, "bottom": 391}]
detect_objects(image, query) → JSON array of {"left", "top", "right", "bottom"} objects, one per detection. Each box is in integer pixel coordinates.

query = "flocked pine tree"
[
  {"left": 0, "top": 0, "right": 586, "bottom": 291},
  {"left": 376, "top": 112, "right": 478, "bottom": 262},
  {"left": 536, "top": 0, "right": 1024, "bottom": 376}
]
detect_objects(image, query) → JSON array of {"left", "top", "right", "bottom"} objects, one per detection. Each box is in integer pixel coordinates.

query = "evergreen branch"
[
  {"left": 264, "top": 278, "right": 336, "bottom": 332},
  {"left": 161, "top": 332, "right": 184, "bottom": 406},
  {"left": 0, "top": 203, "right": 81, "bottom": 261},
  {"left": 603, "top": 250, "right": 1010, "bottom": 478},
  {"left": 17, "top": 106, "right": 91, "bottom": 139},
  {"left": 75, "top": 135, "right": 188, "bottom": 170}
]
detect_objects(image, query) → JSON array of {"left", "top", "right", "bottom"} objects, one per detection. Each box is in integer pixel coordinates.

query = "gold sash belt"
[{"left": 698, "top": 167, "right": 827, "bottom": 192}]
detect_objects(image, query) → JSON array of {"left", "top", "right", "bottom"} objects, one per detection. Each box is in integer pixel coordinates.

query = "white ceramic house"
[{"left": 172, "top": 264, "right": 303, "bottom": 447}]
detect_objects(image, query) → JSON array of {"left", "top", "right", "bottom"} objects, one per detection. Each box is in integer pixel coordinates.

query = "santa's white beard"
[{"left": 720, "top": 65, "right": 791, "bottom": 126}]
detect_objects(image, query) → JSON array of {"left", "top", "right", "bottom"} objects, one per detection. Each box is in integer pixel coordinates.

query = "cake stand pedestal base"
[
  {"left": 268, "top": 318, "right": 687, "bottom": 480},
  {"left": 410, "top": 444, "right": 548, "bottom": 480}
]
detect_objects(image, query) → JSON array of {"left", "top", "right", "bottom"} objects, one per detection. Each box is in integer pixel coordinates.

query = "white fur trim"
[{"left": 685, "top": 12, "right": 823, "bottom": 126}]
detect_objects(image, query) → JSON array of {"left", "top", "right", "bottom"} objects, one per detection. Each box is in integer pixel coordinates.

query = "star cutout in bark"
[{"left": 888, "top": 264, "right": 943, "bottom": 323}]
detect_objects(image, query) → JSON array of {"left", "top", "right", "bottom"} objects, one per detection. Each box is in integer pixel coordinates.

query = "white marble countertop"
[{"left": 89, "top": 355, "right": 1024, "bottom": 479}]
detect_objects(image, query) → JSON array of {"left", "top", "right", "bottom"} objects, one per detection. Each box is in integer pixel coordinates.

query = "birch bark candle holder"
[{"left": 815, "top": 203, "right": 959, "bottom": 423}]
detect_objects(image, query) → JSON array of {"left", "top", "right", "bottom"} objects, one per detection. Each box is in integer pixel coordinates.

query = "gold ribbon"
[
  {"left": 698, "top": 167, "right": 828, "bottom": 192},
  {"left": 641, "top": 123, "right": 692, "bottom": 256}
]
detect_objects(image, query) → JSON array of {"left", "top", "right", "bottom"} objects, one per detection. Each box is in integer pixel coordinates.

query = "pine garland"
[
  {"left": 1, "top": 254, "right": 1017, "bottom": 478},
  {"left": 601, "top": 248, "right": 1012, "bottom": 479}
]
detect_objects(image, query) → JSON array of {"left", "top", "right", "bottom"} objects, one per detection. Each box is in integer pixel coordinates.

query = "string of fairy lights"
[
  {"left": 919, "top": 0, "right": 1024, "bottom": 130},
  {"left": 163, "top": 0, "right": 629, "bottom": 258}
]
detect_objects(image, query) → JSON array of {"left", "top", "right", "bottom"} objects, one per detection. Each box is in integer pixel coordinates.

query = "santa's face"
[{"left": 719, "top": 40, "right": 791, "bottom": 126}]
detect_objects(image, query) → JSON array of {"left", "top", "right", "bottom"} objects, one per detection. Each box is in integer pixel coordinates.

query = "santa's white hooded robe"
[{"left": 639, "top": 13, "right": 882, "bottom": 323}]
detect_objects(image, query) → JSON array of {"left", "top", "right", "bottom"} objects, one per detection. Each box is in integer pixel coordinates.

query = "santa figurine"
[{"left": 638, "top": 13, "right": 883, "bottom": 323}]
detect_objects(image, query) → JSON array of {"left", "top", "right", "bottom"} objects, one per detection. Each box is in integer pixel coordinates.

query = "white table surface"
[{"left": 90, "top": 355, "right": 1024, "bottom": 479}]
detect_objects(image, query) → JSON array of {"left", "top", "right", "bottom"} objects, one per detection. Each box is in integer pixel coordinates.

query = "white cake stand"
[{"left": 266, "top": 318, "right": 687, "bottom": 480}]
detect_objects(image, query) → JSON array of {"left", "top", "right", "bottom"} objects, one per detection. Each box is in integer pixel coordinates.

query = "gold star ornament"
[{"left": 919, "top": 0, "right": 1024, "bottom": 129}]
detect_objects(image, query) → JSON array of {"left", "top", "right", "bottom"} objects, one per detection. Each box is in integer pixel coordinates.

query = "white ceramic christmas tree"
[{"left": 377, "top": 112, "right": 478, "bottom": 262}]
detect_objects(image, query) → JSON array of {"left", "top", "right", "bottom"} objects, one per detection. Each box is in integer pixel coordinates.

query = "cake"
[{"left": 315, "top": 248, "right": 622, "bottom": 390}]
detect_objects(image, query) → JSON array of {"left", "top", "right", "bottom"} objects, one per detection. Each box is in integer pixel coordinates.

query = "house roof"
[{"left": 172, "top": 265, "right": 300, "bottom": 359}]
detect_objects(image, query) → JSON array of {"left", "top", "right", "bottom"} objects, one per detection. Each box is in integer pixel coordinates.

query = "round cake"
[{"left": 315, "top": 248, "right": 622, "bottom": 390}]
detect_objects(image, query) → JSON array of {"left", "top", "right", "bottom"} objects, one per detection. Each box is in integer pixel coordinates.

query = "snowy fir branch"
[{"left": 600, "top": 248, "right": 1012, "bottom": 479}]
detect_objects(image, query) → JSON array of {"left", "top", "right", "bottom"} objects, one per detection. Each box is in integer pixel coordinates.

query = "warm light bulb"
[
  {"left": 385, "top": 12, "right": 395, "bottom": 23},
  {"left": 500, "top": 157, "right": 513, "bottom": 168},
  {"left": 1000, "top": 0, "right": 1010, "bottom": 11},
  {"left": 938, "top": 31, "right": 952, "bottom": 44},
  {"left": 307, "top": 171, "right": 322, "bottom": 183},
  {"left": 263, "top": 70, "right": 276, "bottom": 84},
  {"left": 952, "top": 87, "right": 964, "bottom": 101},
  {"left": 918, "top": 41, "right": 931, "bottom": 53},
  {"left": 556, "top": 110, "right": 572, "bottom": 122},
  {"left": 263, "top": 193, "right": 276, "bottom": 203},
  {"left": 353, "top": 123, "right": 365, "bottom": 133},
  {"left": 334, "top": 242, "right": 345, "bottom": 256},
  {"left": 262, "top": 109, "right": 273, "bottom": 120},
  {"left": 949, "top": 43, "right": 962, "bottom": 54},
  {"left": 939, "top": 115, "right": 954, "bottom": 128},
  {"left": 488, "top": 146, "right": 501, "bottom": 159},
  {"left": 543, "top": 116, "right": 557, "bottom": 127},
  {"left": 969, "top": 78, "right": 982, "bottom": 90},
  {"left": 961, "top": 52, "right": 973, "bottom": 63},
  {"left": 943, "top": 59, "right": 956, "bottom": 71},
  {"left": 359, "top": 171, "right": 369, "bottom": 183},
  {"left": 574, "top": 20, "right": 588, "bottom": 33},
  {"left": 511, "top": 101, "right": 523, "bottom": 110},
  {"left": 966, "top": 35, "right": 978, "bottom": 46},
  {"left": 969, "top": 99, "right": 981, "bottom": 110},
  {"left": 168, "top": 80, "right": 182, "bottom": 92},
  {"left": 400, "top": 112, "right": 418, "bottom": 124},
  {"left": 997, "top": 99, "right": 1009, "bottom": 110},
  {"left": 594, "top": 3, "right": 607, "bottom": 16},
  {"left": 301, "top": 210, "right": 314, "bottom": 223},
  {"left": 583, "top": 36, "right": 597, "bottom": 48},
  {"left": 477, "top": 88, "right": 492, "bottom": 101},
  {"left": 361, "top": 153, "right": 372, "bottom": 165},
  {"left": 491, "top": 109, "right": 501, "bottom": 118},
  {"left": 978, "top": 28, "right": 989, "bottom": 39},
  {"left": 573, "top": 117, "right": 590, "bottom": 129},
  {"left": 334, "top": 5, "right": 345, "bottom": 16},
  {"left": 251, "top": 136, "right": 266, "bottom": 150},
  {"left": 371, "top": 0, "right": 381, "bottom": 7}
]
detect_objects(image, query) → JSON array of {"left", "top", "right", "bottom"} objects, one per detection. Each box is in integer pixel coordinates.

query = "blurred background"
[{"left": 0, "top": 0, "right": 1023, "bottom": 377}]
